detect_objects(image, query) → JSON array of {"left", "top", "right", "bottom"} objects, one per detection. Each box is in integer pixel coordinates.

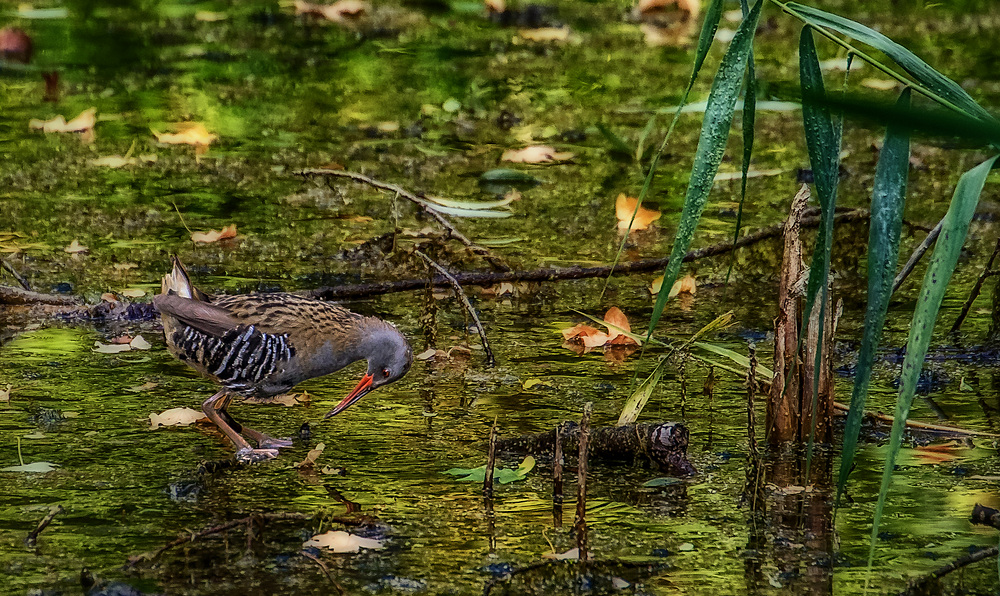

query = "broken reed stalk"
[
  {"left": 24, "top": 505, "right": 63, "bottom": 548},
  {"left": 416, "top": 250, "right": 496, "bottom": 367},
  {"left": 295, "top": 168, "right": 508, "bottom": 271},
  {"left": 1, "top": 259, "right": 31, "bottom": 291},
  {"left": 309, "top": 209, "right": 870, "bottom": 300},
  {"left": 949, "top": 236, "right": 1000, "bottom": 334},
  {"left": 483, "top": 421, "right": 498, "bottom": 499},
  {"left": 553, "top": 422, "right": 564, "bottom": 527},
  {"left": 575, "top": 402, "right": 592, "bottom": 562}
]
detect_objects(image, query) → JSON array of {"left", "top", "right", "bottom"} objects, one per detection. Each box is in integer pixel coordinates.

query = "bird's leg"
[
  {"left": 202, "top": 390, "right": 278, "bottom": 463},
  {"left": 217, "top": 396, "right": 294, "bottom": 449}
]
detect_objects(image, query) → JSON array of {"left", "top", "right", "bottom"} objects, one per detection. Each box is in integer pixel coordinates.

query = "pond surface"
[{"left": 2, "top": 0, "right": 1000, "bottom": 594}]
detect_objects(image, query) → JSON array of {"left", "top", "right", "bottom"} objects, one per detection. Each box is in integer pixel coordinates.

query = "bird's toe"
[
  {"left": 235, "top": 447, "right": 280, "bottom": 464},
  {"left": 258, "top": 436, "right": 294, "bottom": 449}
]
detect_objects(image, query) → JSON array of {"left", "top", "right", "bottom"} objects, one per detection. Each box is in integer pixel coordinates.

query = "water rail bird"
[{"left": 154, "top": 257, "right": 412, "bottom": 463}]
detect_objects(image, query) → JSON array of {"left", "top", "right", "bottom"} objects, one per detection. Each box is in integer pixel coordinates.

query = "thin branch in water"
[
  {"left": 24, "top": 505, "right": 63, "bottom": 548},
  {"left": 1, "top": 259, "right": 31, "bottom": 291},
  {"left": 299, "top": 549, "right": 347, "bottom": 595},
  {"left": 893, "top": 218, "right": 943, "bottom": 293},
  {"left": 415, "top": 250, "right": 495, "bottom": 367},
  {"left": 949, "top": 236, "right": 1000, "bottom": 334},
  {"left": 296, "top": 168, "right": 509, "bottom": 271}
]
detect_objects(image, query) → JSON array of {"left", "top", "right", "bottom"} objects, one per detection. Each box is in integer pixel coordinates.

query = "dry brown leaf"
[
  {"left": 640, "top": 22, "right": 693, "bottom": 47},
  {"left": 519, "top": 27, "right": 570, "bottom": 42},
  {"left": 615, "top": 193, "right": 661, "bottom": 232},
  {"left": 668, "top": 274, "right": 697, "bottom": 298},
  {"left": 29, "top": 107, "right": 97, "bottom": 134},
  {"left": 637, "top": 0, "right": 700, "bottom": 18},
  {"left": 485, "top": 0, "right": 505, "bottom": 13},
  {"left": 152, "top": 122, "right": 217, "bottom": 147},
  {"left": 415, "top": 348, "right": 438, "bottom": 361},
  {"left": 303, "top": 530, "right": 383, "bottom": 552},
  {"left": 120, "top": 288, "right": 146, "bottom": 298},
  {"left": 0, "top": 384, "right": 11, "bottom": 404},
  {"left": 191, "top": 224, "right": 237, "bottom": 244},
  {"left": 295, "top": 0, "right": 369, "bottom": 22},
  {"left": 91, "top": 155, "right": 137, "bottom": 168},
  {"left": 127, "top": 382, "right": 159, "bottom": 393},
  {"left": 561, "top": 324, "right": 609, "bottom": 349},
  {"left": 501, "top": 145, "right": 574, "bottom": 164},
  {"left": 149, "top": 407, "right": 207, "bottom": 428},
  {"left": 603, "top": 307, "right": 639, "bottom": 346},
  {"left": 64, "top": 239, "right": 88, "bottom": 254},
  {"left": 101, "top": 292, "right": 119, "bottom": 303},
  {"left": 295, "top": 442, "right": 326, "bottom": 468}
]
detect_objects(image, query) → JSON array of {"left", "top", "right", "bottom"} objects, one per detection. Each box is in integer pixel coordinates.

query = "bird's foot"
[
  {"left": 257, "top": 436, "right": 294, "bottom": 450},
  {"left": 235, "top": 447, "right": 280, "bottom": 464}
]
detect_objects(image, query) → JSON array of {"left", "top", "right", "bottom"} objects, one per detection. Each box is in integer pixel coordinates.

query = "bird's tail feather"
[{"left": 161, "top": 256, "right": 196, "bottom": 299}]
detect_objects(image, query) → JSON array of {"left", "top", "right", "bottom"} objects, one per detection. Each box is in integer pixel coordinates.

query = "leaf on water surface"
[
  {"left": 149, "top": 407, "right": 208, "bottom": 429},
  {"left": 129, "top": 335, "right": 151, "bottom": 350},
  {"left": 665, "top": 274, "right": 697, "bottom": 298},
  {"left": 304, "top": 530, "right": 383, "bottom": 552},
  {"left": 518, "top": 27, "right": 571, "bottom": 42},
  {"left": 64, "top": 239, "right": 88, "bottom": 254},
  {"left": 501, "top": 145, "right": 574, "bottom": 164},
  {"left": 190, "top": 224, "right": 237, "bottom": 244},
  {"left": 120, "top": 288, "right": 146, "bottom": 298},
  {"left": 152, "top": 122, "right": 217, "bottom": 147},
  {"left": 29, "top": 107, "right": 97, "bottom": 134},
  {"left": 615, "top": 194, "right": 661, "bottom": 232},
  {"left": 94, "top": 342, "right": 132, "bottom": 354},
  {"left": 643, "top": 477, "right": 684, "bottom": 487},
  {"left": 0, "top": 385, "right": 10, "bottom": 403},
  {"left": 861, "top": 78, "right": 900, "bottom": 91},
  {"left": 1, "top": 461, "right": 58, "bottom": 473},
  {"left": 295, "top": 442, "right": 326, "bottom": 469},
  {"left": 94, "top": 334, "right": 150, "bottom": 353},
  {"left": 126, "top": 382, "right": 158, "bottom": 393},
  {"left": 543, "top": 547, "right": 579, "bottom": 560},
  {"left": 414, "top": 348, "right": 437, "bottom": 361},
  {"left": 444, "top": 455, "right": 535, "bottom": 484}
]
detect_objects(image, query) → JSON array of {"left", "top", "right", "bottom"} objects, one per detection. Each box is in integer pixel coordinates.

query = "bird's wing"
[{"left": 153, "top": 294, "right": 242, "bottom": 338}]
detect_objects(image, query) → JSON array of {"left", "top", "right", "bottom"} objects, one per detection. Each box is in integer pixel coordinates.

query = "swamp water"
[{"left": 2, "top": 0, "right": 1000, "bottom": 594}]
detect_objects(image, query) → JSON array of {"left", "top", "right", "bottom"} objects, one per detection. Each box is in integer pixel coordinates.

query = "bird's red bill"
[{"left": 324, "top": 373, "right": 374, "bottom": 418}]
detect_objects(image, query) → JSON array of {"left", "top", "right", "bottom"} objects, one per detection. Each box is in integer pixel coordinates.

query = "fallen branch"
[
  {"left": 949, "top": 236, "right": 1000, "bottom": 334},
  {"left": 416, "top": 250, "right": 495, "bottom": 367},
  {"left": 832, "top": 401, "right": 999, "bottom": 438},
  {"left": 0, "top": 285, "right": 80, "bottom": 306},
  {"left": 898, "top": 544, "right": 998, "bottom": 596},
  {"left": 1, "top": 259, "right": 31, "bottom": 291},
  {"left": 893, "top": 217, "right": 942, "bottom": 293},
  {"left": 310, "top": 208, "right": 870, "bottom": 300},
  {"left": 295, "top": 168, "right": 509, "bottom": 271},
  {"left": 497, "top": 420, "right": 696, "bottom": 477},
  {"left": 299, "top": 549, "right": 347, "bottom": 595},
  {"left": 24, "top": 505, "right": 63, "bottom": 548}
]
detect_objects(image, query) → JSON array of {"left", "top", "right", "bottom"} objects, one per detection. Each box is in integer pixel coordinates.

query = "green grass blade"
[
  {"left": 600, "top": 0, "right": 724, "bottom": 300},
  {"left": 617, "top": 358, "right": 668, "bottom": 426},
  {"left": 725, "top": 0, "right": 757, "bottom": 288},
  {"left": 646, "top": 0, "right": 763, "bottom": 337},
  {"left": 866, "top": 154, "right": 1000, "bottom": 581},
  {"left": 799, "top": 26, "right": 840, "bottom": 480},
  {"left": 692, "top": 341, "right": 773, "bottom": 380},
  {"left": 783, "top": 2, "right": 996, "bottom": 124},
  {"left": 836, "top": 89, "right": 911, "bottom": 507}
]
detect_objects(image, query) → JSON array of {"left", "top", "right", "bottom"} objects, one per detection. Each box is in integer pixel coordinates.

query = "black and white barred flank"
[{"left": 173, "top": 323, "right": 295, "bottom": 394}]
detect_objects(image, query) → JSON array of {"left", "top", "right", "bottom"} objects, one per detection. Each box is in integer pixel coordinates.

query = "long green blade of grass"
[
  {"left": 646, "top": 0, "right": 763, "bottom": 337},
  {"left": 836, "top": 88, "right": 911, "bottom": 507},
  {"left": 781, "top": 2, "right": 996, "bottom": 125},
  {"left": 602, "top": 0, "right": 724, "bottom": 298},
  {"left": 866, "top": 154, "right": 999, "bottom": 582},
  {"left": 799, "top": 26, "right": 840, "bottom": 477},
  {"left": 725, "top": 0, "right": 757, "bottom": 287}
]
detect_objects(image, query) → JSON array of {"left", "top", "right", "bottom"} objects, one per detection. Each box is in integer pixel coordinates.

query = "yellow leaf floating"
[
  {"left": 29, "top": 107, "right": 97, "bottom": 134},
  {"left": 149, "top": 407, "right": 207, "bottom": 429},
  {"left": 615, "top": 193, "right": 661, "bottom": 232},
  {"left": 303, "top": 530, "right": 383, "bottom": 552},
  {"left": 669, "top": 274, "right": 697, "bottom": 298},
  {"left": 152, "top": 122, "right": 217, "bottom": 147}
]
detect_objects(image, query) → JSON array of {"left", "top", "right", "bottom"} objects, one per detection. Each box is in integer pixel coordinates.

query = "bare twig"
[
  {"left": 24, "top": 505, "right": 63, "bottom": 548},
  {"left": 831, "top": 401, "right": 999, "bottom": 437},
  {"left": 949, "top": 237, "right": 1000, "bottom": 334},
  {"left": 1, "top": 260, "right": 31, "bottom": 291},
  {"left": 893, "top": 218, "right": 943, "bottom": 293},
  {"left": 0, "top": 285, "right": 80, "bottom": 306},
  {"left": 898, "top": 544, "right": 999, "bottom": 596},
  {"left": 296, "top": 168, "right": 508, "bottom": 270},
  {"left": 310, "top": 209, "right": 870, "bottom": 300},
  {"left": 299, "top": 549, "right": 347, "bottom": 595},
  {"left": 416, "top": 250, "right": 495, "bottom": 367},
  {"left": 575, "top": 402, "right": 592, "bottom": 562},
  {"left": 484, "top": 421, "right": 498, "bottom": 499}
]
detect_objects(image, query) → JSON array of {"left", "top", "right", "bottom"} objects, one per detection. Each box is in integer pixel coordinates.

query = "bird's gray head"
[{"left": 324, "top": 322, "right": 411, "bottom": 418}]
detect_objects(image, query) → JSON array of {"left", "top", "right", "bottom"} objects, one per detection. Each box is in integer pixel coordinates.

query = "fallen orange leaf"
[
  {"left": 561, "top": 324, "right": 610, "bottom": 349},
  {"left": 501, "top": 145, "right": 574, "bottom": 164},
  {"left": 294, "top": 0, "right": 369, "bottom": 22},
  {"left": 636, "top": 0, "right": 700, "bottom": 18},
  {"left": 29, "top": 107, "right": 97, "bottom": 134},
  {"left": 604, "top": 307, "right": 639, "bottom": 345},
  {"left": 615, "top": 193, "right": 661, "bottom": 232},
  {"left": 191, "top": 224, "right": 238, "bottom": 244},
  {"left": 485, "top": 0, "right": 505, "bottom": 13},
  {"left": 669, "top": 274, "right": 697, "bottom": 298},
  {"left": 152, "top": 122, "right": 217, "bottom": 147}
]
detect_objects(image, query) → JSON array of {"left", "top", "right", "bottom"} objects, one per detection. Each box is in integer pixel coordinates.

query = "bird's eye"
[{"left": 382, "top": 367, "right": 391, "bottom": 378}]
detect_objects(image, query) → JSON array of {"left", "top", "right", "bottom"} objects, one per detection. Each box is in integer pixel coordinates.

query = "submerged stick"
[
  {"left": 484, "top": 422, "right": 498, "bottom": 499},
  {"left": 949, "top": 236, "right": 1000, "bottom": 334},
  {"left": 416, "top": 250, "right": 495, "bottom": 367},
  {"left": 892, "top": 217, "right": 942, "bottom": 293},
  {"left": 296, "top": 168, "right": 508, "bottom": 271},
  {"left": 310, "top": 209, "right": 870, "bottom": 300},
  {"left": 831, "top": 401, "right": 999, "bottom": 438},
  {"left": 1, "top": 259, "right": 31, "bottom": 291},
  {"left": 24, "top": 505, "right": 63, "bottom": 548},
  {"left": 575, "top": 402, "right": 592, "bottom": 562}
]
